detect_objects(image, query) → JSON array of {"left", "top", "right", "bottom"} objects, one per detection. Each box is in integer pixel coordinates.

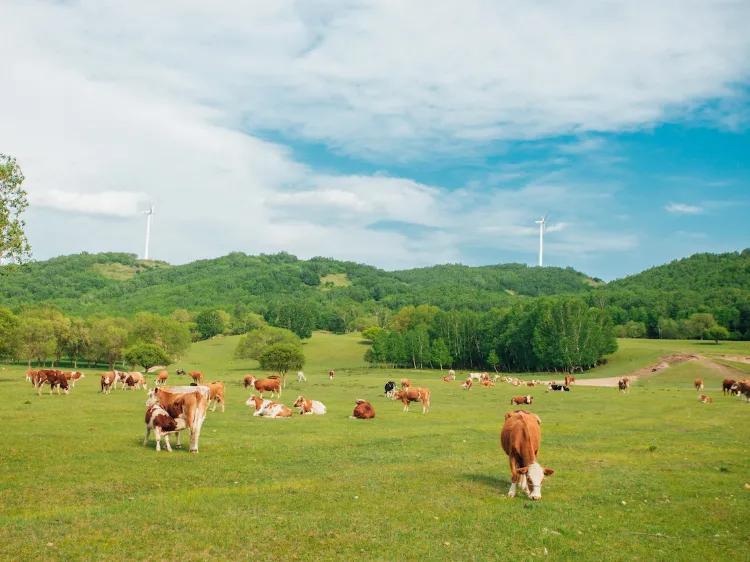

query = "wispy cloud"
[
  {"left": 31, "top": 190, "right": 149, "bottom": 218},
  {"left": 665, "top": 202, "right": 704, "bottom": 215}
]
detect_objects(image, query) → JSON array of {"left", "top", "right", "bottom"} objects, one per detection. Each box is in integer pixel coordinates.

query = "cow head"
[
  {"left": 292, "top": 396, "right": 305, "bottom": 408},
  {"left": 246, "top": 395, "right": 263, "bottom": 410},
  {"left": 517, "top": 463, "right": 554, "bottom": 500}
]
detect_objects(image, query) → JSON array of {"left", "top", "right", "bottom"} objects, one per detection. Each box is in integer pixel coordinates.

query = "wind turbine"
[
  {"left": 535, "top": 214, "right": 547, "bottom": 267},
  {"left": 143, "top": 204, "right": 154, "bottom": 260}
]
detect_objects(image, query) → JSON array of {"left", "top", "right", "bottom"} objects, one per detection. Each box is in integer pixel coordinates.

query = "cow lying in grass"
[
  {"left": 292, "top": 395, "right": 327, "bottom": 415},
  {"left": 698, "top": 394, "right": 713, "bottom": 404},
  {"left": 351, "top": 399, "right": 375, "bottom": 419},
  {"left": 245, "top": 395, "right": 292, "bottom": 418},
  {"left": 244, "top": 376, "right": 281, "bottom": 398},
  {"left": 394, "top": 387, "right": 431, "bottom": 414},
  {"left": 147, "top": 386, "right": 209, "bottom": 453},
  {"left": 501, "top": 410, "right": 554, "bottom": 500},
  {"left": 511, "top": 395, "right": 533, "bottom": 405}
]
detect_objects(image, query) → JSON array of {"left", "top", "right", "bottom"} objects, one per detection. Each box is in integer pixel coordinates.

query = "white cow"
[{"left": 296, "top": 371, "right": 307, "bottom": 383}]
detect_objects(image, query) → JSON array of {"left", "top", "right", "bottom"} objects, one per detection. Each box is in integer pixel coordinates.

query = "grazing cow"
[
  {"left": 156, "top": 370, "right": 169, "bottom": 386},
  {"left": 293, "top": 395, "right": 327, "bottom": 415},
  {"left": 100, "top": 372, "right": 117, "bottom": 394},
  {"left": 328, "top": 369, "right": 335, "bottom": 381},
  {"left": 461, "top": 378, "right": 473, "bottom": 390},
  {"left": 511, "top": 395, "right": 533, "bottom": 405},
  {"left": 176, "top": 369, "right": 186, "bottom": 376},
  {"left": 394, "top": 387, "right": 431, "bottom": 414},
  {"left": 243, "top": 375, "right": 255, "bottom": 389},
  {"left": 400, "top": 378, "right": 411, "bottom": 389},
  {"left": 245, "top": 395, "right": 292, "bottom": 418},
  {"left": 63, "top": 371, "right": 85, "bottom": 387},
  {"left": 501, "top": 410, "right": 554, "bottom": 500},
  {"left": 564, "top": 375, "right": 576, "bottom": 386},
  {"left": 384, "top": 380, "right": 396, "bottom": 398},
  {"left": 297, "top": 371, "right": 307, "bottom": 383},
  {"left": 698, "top": 394, "right": 713, "bottom": 404},
  {"left": 548, "top": 383, "right": 570, "bottom": 392},
  {"left": 143, "top": 402, "right": 187, "bottom": 451},
  {"left": 694, "top": 378, "right": 704, "bottom": 391},
  {"left": 351, "top": 399, "right": 375, "bottom": 419},
  {"left": 25, "top": 369, "right": 37, "bottom": 382},
  {"left": 207, "top": 381, "right": 225, "bottom": 412},
  {"left": 731, "top": 380, "right": 750, "bottom": 401},
  {"left": 526, "top": 381, "right": 535, "bottom": 387},
  {"left": 123, "top": 372, "right": 146, "bottom": 390},
  {"left": 147, "top": 387, "right": 209, "bottom": 452},
  {"left": 617, "top": 379, "right": 629, "bottom": 393},
  {"left": 33, "top": 370, "right": 69, "bottom": 396},
  {"left": 244, "top": 376, "right": 281, "bottom": 398},
  {"left": 722, "top": 378, "right": 736, "bottom": 395},
  {"left": 189, "top": 371, "right": 203, "bottom": 384},
  {"left": 468, "top": 372, "right": 484, "bottom": 382}
]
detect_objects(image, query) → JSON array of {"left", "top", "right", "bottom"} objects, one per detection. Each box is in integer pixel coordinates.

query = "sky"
[{"left": 1, "top": 1, "right": 749, "bottom": 280}]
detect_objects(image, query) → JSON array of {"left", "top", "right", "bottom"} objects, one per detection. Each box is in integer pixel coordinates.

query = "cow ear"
[
  {"left": 543, "top": 467, "right": 555, "bottom": 476},
  {"left": 517, "top": 467, "right": 529, "bottom": 474}
]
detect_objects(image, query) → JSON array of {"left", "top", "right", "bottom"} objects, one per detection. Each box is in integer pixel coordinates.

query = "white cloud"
[
  {"left": 31, "top": 190, "right": 148, "bottom": 218},
  {"left": 666, "top": 202, "right": 704, "bottom": 215}
]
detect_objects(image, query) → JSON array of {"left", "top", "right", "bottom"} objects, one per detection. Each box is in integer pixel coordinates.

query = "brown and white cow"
[
  {"left": 722, "top": 378, "right": 736, "bottom": 395},
  {"left": 189, "top": 371, "right": 204, "bottom": 384},
  {"left": 25, "top": 369, "right": 37, "bottom": 382},
  {"left": 481, "top": 379, "right": 495, "bottom": 387},
  {"left": 155, "top": 370, "right": 169, "bottom": 386},
  {"left": 500, "top": 410, "right": 554, "bottom": 500},
  {"left": 101, "top": 371, "right": 117, "bottom": 394},
  {"left": 400, "top": 378, "right": 411, "bottom": 389},
  {"left": 461, "top": 377, "right": 473, "bottom": 390},
  {"left": 206, "top": 381, "right": 225, "bottom": 413},
  {"left": 511, "top": 395, "right": 533, "bottom": 405},
  {"left": 244, "top": 376, "right": 281, "bottom": 398},
  {"left": 63, "top": 371, "right": 85, "bottom": 387},
  {"left": 123, "top": 372, "right": 147, "bottom": 390},
  {"left": 328, "top": 369, "right": 335, "bottom": 381},
  {"left": 143, "top": 402, "right": 188, "bottom": 451},
  {"left": 694, "top": 378, "right": 704, "bottom": 391},
  {"left": 146, "top": 386, "right": 209, "bottom": 453},
  {"left": 292, "top": 395, "right": 327, "bottom": 415},
  {"left": 245, "top": 395, "right": 292, "bottom": 418},
  {"left": 731, "top": 380, "right": 750, "bottom": 401},
  {"left": 32, "top": 370, "right": 69, "bottom": 396},
  {"left": 698, "top": 394, "right": 713, "bottom": 404},
  {"left": 394, "top": 387, "right": 431, "bottom": 414},
  {"left": 351, "top": 399, "right": 375, "bottom": 419},
  {"left": 618, "top": 378, "right": 630, "bottom": 393}
]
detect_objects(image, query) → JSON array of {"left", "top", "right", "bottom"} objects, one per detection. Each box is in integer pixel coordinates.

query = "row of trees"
[
  {"left": 364, "top": 297, "right": 618, "bottom": 373},
  {"left": 0, "top": 306, "right": 191, "bottom": 369},
  {"left": 234, "top": 325, "right": 305, "bottom": 377},
  {"left": 614, "top": 313, "right": 729, "bottom": 342}
]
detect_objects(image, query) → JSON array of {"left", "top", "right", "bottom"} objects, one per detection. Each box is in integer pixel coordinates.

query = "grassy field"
[{"left": 1, "top": 335, "right": 748, "bottom": 561}]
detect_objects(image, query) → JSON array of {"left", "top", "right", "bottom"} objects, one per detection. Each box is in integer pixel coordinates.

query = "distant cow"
[
  {"left": 245, "top": 395, "right": 292, "bottom": 418},
  {"left": 384, "top": 380, "right": 396, "bottom": 398},
  {"left": 722, "top": 378, "right": 736, "bottom": 395},
  {"left": 176, "top": 369, "right": 186, "bottom": 376},
  {"left": 564, "top": 375, "right": 576, "bottom": 386},
  {"left": 442, "top": 373, "right": 455, "bottom": 382},
  {"left": 698, "top": 394, "right": 713, "bottom": 404},
  {"left": 33, "top": 370, "right": 69, "bottom": 396},
  {"left": 100, "top": 372, "right": 117, "bottom": 394},
  {"left": 156, "top": 370, "right": 169, "bottom": 386},
  {"left": 501, "top": 410, "right": 554, "bottom": 500},
  {"left": 461, "top": 378, "right": 473, "bottom": 390},
  {"left": 25, "top": 369, "right": 37, "bottom": 382},
  {"left": 189, "top": 371, "right": 203, "bottom": 384},
  {"left": 394, "top": 387, "right": 431, "bottom": 414},
  {"left": 297, "top": 371, "right": 307, "bottom": 383},
  {"left": 694, "top": 378, "right": 704, "bottom": 391},
  {"left": 731, "top": 380, "right": 750, "bottom": 401},
  {"left": 293, "top": 395, "right": 327, "bottom": 415},
  {"left": 143, "top": 402, "right": 187, "bottom": 452},
  {"left": 511, "top": 395, "right": 533, "bottom": 405},
  {"left": 328, "top": 369, "right": 335, "bottom": 381},
  {"left": 481, "top": 379, "right": 495, "bottom": 387},
  {"left": 468, "top": 372, "right": 486, "bottom": 382},
  {"left": 244, "top": 376, "right": 281, "bottom": 398},
  {"left": 400, "top": 378, "right": 411, "bottom": 389},
  {"left": 207, "top": 381, "right": 225, "bottom": 412},
  {"left": 147, "top": 386, "right": 209, "bottom": 453},
  {"left": 548, "top": 383, "right": 570, "bottom": 392},
  {"left": 448, "top": 369, "right": 456, "bottom": 379},
  {"left": 63, "top": 371, "right": 85, "bottom": 387},
  {"left": 351, "top": 399, "right": 375, "bottom": 419},
  {"left": 123, "top": 372, "right": 146, "bottom": 390}
]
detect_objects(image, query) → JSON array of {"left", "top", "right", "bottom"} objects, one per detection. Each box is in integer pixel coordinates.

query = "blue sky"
[{"left": 1, "top": 1, "right": 749, "bottom": 279}]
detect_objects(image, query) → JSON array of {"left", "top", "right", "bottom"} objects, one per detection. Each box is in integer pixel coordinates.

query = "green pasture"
[{"left": 1, "top": 335, "right": 748, "bottom": 561}]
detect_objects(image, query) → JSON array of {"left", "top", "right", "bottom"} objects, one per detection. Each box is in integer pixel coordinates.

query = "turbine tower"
[
  {"left": 143, "top": 204, "right": 154, "bottom": 260},
  {"left": 535, "top": 215, "right": 546, "bottom": 267}
]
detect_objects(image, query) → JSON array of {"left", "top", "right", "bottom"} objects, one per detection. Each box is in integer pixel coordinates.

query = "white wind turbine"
[
  {"left": 143, "top": 204, "right": 154, "bottom": 260},
  {"left": 535, "top": 214, "right": 547, "bottom": 267}
]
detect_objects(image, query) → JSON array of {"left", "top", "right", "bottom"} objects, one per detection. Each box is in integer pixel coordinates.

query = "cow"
[
  {"left": 33, "top": 370, "right": 69, "bottom": 396},
  {"left": 351, "top": 399, "right": 375, "bottom": 419},
  {"left": 62, "top": 371, "right": 85, "bottom": 387},
  {"left": 244, "top": 376, "right": 281, "bottom": 398},
  {"left": 400, "top": 378, "right": 411, "bottom": 389},
  {"left": 292, "top": 395, "right": 327, "bottom": 415},
  {"left": 25, "top": 369, "right": 37, "bottom": 382},
  {"left": 501, "top": 410, "right": 554, "bottom": 500},
  {"left": 155, "top": 370, "right": 169, "bottom": 386},
  {"left": 617, "top": 379, "right": 629, "bottom": 393},
  {"left": 189, "top": 371, "right": 203, "bottom": 384},
  {"left": 564, "top": 375, "right": 576, "bottom": 386},
  {"left": 526, "top": 381, "right": 535, "bottom": 387},
  {"left": 698, "top": 394, "right": 713, "bottom": 404},
  {"left": 328, "top": 369, "right": 335, "bottom": 381},
  {"left": 245, "top": 395, "right": 292, "bottom": 418},
  {"left": 461, "top": 377, "right": 473, "bottom": 390},
  {"left": 384, "top": 380, "right": 396, "bottom": 398},
  {"left": 143, "top": 402, "right": 188, "bottom": 452},
  {"left": 243, "top": 374, "right": 255, "bottom": 389},
  {"left": 548, "top": 383, "right": 570, "bottom": 392},
  {"left": 297, "top": 371, "right": 307, "bottom": 383},
  {"left": 481, "top": 379, "right": 496, "bottom": 387},
  {"left": 123, "top": 372, "right": 146, "bottom": 390},
  {"left": 100, "top": 372, "right": 117, "bottom": 394},
  {"left": 176, "top": 369, "right": 186, "bottom": 376},
  {"left": 694, "top": 378, "right": 704, "bottom": 391},
  {"left": 731, "top": 380, "right": 750, "bottom": 401},
  {"left": 206, "top": 381, "right": 225, "bottom": 413},
  {"left": 394, "top": 387, "right": 431, "bottom": 414},
  {"left": 147, "top": 386, "right": 209, "bottom": 453},
  {"left": 468, "top": 372, "right": 486, "bottom": 382},
  {"left": 448, "top": 369, "right": 456, "bottom": 379},
  {"left": 722, "top": 378, "right": 736, "bottom": 395},
  {"left": 442, "top": 373, "right": 455, "bottom": 382},
  {"left": 511, "top": 395, "right": 533, "bottom": 405}
]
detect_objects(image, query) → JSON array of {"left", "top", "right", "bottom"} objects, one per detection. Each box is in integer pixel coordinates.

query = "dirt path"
[
  {"left": 575, "top": 353, "right": 704, "bottom": 387},
  {"left": 718, "top": 355, "right": 750, "bottom": 365}
]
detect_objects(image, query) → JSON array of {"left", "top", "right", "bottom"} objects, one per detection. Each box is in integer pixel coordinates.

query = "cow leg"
[
  {"left": 189, "top": 427, "right": 200, "bottom": 453},
  {"left": 175, "top": 431, "right": 182, "bottom": 448},
  {"left": 211, "top": 400, "right": 216, "bottom": 413},
  {"left": 154, "top": 428, "right": 162, "bottom": 452},
  {"left": 143, "top": 427, "right": 151, "bottom": 446},
  {"left": 220, "top": 400, "right": 225, "bottom": 413},
  {"left": 507, "top": 458, "right": 519, "bottom": 497},
  {"left": 163, "top": 433, "right": 172, "bottom": 452}
]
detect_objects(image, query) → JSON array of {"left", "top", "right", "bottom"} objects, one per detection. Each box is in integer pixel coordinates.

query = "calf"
[
  {"left": 461, "top": 378, "right": 473, "bottom": 390},
  {"left": 328, "top": 369, "right": 335, "bottom": 381},
  {"left": 100, "top": 372, "right": 117, "bottom": 394},
  {"left": 501, "top": 410, "right": 554, "bottom": 500},
  {"left": 722, "top": 378, "right": 736, "bottom": 395},
  {"left": 698, "top": 394, "right": 713, "bottom": 404},
  {"left": 297, "top": 371, "right": 307, "bottom": 383},
  {"left": 147, "top": 387, "right": 209, "bottom": 453},
  {"left": 244, "top": 376, "right": 281, "bottom": 398},
  {"left": 143, "top": 403, "right": 188, "bottom": 451},
  {"left": 511, "top": 395, "right": 533, "bottom": 405},
  {"left": 384, "top": 380, "right": 396, "bottom": 398},
  {"left": 394, "top": 387, "right": 431, "bottom": 414},
  {"left": 245, "top": 395, "right": 292, "bottom": 418},
  {"left": 548, "top": 383, "right": 570, "bottom": 392},
  {"left": 207, "top": 381, "right": 225, "bottom": 412},
  {"left": 64, "top": 371, "right": 85, "bottom": 387},
  {"left": 155, "top": 370, "right": 169, "bottom": 386},
  {"left": 292, "top": 395, "right": 327, "bottom": 415},
  {"left": 694, "top": 378, "right": 704, "bottom": 391},
  {"left": 351, "top": 399, "right": 375, "bottom": 419}
]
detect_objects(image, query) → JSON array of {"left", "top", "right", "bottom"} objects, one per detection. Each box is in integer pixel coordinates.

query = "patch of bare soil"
[
  {"left": 718, "top": 355, "right": 750, "bottom": 365},
  {"left": 575, "top": 354, "right": 700, "bottom": 388}
]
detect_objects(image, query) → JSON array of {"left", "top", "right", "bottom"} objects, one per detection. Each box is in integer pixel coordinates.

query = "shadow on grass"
[{"left": 460, "top": 472, "right": 510, "bottom": 489}]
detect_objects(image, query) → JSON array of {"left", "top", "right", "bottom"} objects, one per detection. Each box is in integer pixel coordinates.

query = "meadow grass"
[{"left": 0, "top": 335, "right": 748, "bottom": 561}]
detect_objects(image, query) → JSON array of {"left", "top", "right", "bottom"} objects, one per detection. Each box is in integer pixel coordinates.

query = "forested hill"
[{"left": 0, "top": 251, "right": 594, "bottom": 316}]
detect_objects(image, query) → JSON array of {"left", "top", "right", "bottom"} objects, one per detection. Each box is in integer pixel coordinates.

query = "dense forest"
[{"left": 0, "top": 249, "right": 748, "bottom": 347}]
